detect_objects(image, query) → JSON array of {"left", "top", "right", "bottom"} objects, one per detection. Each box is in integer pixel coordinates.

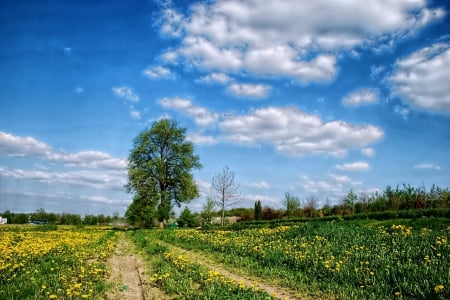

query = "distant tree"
[
  {"left": 283, "top": 192, "right": 301, "bottom": 218},
  {"left": 177, "top": 206, "right": 197, "bottom": 227},
  {"left": 343, "top": 189, "right": 358, "bottom": 214},
  {"left": 254, "top": 200, "right": 263, "bottom": 220},
  {"left": 126, "top": 119, "right": 202, "bottom": 228},
  {"left": 211, "top": 166, "right": 241, "bottom": 226},
  {"left": 199, "top": 197, "right": 215, "bottom": 226},
  {"left": 303, "top": 195, "right": 318, "bottom": 218}
]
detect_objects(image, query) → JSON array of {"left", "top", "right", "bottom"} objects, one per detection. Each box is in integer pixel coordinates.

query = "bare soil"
[{"left": 106, "top": 233, "right": 172, "bottom": 300}]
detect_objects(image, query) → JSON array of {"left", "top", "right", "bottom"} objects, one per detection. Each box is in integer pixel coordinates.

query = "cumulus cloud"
[
  {"left": 112, "top": 86, "right": 139, "bottom": 102},
  {"left": 0, "top": 132, "right": 127, "bottom": 170},
  {"left": 336, "top": 161, "right": 370, "bottom": 171},
  {"left": 143, "top": 65, "right": 173, "bottom": 78},
  {"left": 157, "top": 0, "right": 444, "bottom": 83},
  {"left": 389, "top": 43, "right": 450, "bottom": 113},
  {"left": 159, "top": 97, "right": 219, "bottom": 126},
  {"left": 0, "top": 131, "right": 51, "bottom": 157},
  {"left": 219, "top": 107, "right": 383, "bottom": 156},
  {"left": 343, "top": 88, "right": 379, "bottom": 106},
  {"left": 227, "top": 83, "right": 271, "bottom": 98},
  {"left": 196, "top": 72, "right": 233, "bottom": 84}
]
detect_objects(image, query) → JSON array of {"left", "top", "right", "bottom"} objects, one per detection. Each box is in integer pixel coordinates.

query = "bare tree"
[
  {"left": 211, "top": 166, "right": 241, "bottom": 226},
  {"left": 303, "top": 195, "right": 319, "bottom": 218}
]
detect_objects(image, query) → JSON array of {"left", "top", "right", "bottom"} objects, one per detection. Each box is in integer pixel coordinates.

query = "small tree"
[
  {"left": 177, "top": 207, "right": 197, "bottom": 227},
  {"left": 283, "top": 192, "right": 301, "bottom": 218},
  {"left": 211, "top": 166, "right": 241, "bottom": 226},
  {"left": 254, "top": 200, "right": 263, "bottom": 220},
  {"left": 126, "top": 119, "right": 202, "bottom": 228},
  {"left": 200, "top": 197, "right": 215, "bottom": 226},
  {"left": 343, "top": 189, "right": 358, "bottom": 214}
]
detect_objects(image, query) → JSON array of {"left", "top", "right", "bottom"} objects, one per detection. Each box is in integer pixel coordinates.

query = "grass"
[
  {"left": 153, "top": 219, "right": 450, "bottom": 299},
  {"left": 0, "top": 225, "right": 116, "bottom": 299}
]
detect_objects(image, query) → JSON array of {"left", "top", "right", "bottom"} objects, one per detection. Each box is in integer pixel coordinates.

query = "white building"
[{"left": 0, "top": 217, "right": 7, "bottom": 225}]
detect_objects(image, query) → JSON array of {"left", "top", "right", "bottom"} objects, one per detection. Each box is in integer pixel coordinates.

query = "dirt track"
[{"left": 106, "top": 232, "right": 307, "bottom": 300}]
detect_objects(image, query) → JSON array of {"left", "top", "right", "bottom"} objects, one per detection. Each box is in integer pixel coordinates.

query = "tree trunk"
[{"left": 158, "top": 221, "right": 164, "bottom": 229}]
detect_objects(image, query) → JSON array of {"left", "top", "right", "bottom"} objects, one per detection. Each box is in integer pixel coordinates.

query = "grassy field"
[
  {"left": 0, "top": 225, "right": 116, "bottom": 299},
  {"left": 151, "top": 219, "right": 450, "bottom": 299},
  {"left": 2, "top": 218, "right": 449, "bottom": 299}
]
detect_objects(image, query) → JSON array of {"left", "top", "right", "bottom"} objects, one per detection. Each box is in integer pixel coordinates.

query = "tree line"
[{"left": 0, "top": 209, "right": 123, "bottom": 225}]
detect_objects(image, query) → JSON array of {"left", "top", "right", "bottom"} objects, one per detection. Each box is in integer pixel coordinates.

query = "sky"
[{"left": 1, "top": 0, "right": 449, "bottom": 217}]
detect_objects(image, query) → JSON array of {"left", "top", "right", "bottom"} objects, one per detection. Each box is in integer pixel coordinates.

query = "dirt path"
[
  {"left": 158, "top": 240, "right": 309, "bottom": 300},
  {"left": 106, "top": 232, "right": 172, "bottom": 300}
]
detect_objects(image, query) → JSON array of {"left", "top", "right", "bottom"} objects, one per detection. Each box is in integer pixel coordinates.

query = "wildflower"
[
  {"left": 394, "top": 291, "right": 401, "bottom": 296},
  {"left": 434, "top": 285, "right": 444, "bottom": 293},
  {"left": 49, "top": 295, "right": 57, "bottom": 299}
]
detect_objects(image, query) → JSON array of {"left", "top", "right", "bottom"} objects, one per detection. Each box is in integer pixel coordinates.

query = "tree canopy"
[{"left": 125, "top": 119, "right": 201, "bottom": 228}]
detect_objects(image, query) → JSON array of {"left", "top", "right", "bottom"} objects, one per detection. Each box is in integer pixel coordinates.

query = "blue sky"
[{"left": 1, "top": 0, "right": 449, "bottom": 216}]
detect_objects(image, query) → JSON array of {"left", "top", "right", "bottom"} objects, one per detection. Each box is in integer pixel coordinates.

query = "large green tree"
[{"left": 125, "top": 119, "right": 201, "bottom": 228}]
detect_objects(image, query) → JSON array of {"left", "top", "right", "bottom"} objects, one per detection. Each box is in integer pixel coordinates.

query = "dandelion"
[{"left": 434, "top": 285, "right": 444, "bottom": 293}]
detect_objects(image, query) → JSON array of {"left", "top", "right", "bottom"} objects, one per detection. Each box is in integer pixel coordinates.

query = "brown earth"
[{"left": 106, "top": 232, "right": 172, "bottom": 300}]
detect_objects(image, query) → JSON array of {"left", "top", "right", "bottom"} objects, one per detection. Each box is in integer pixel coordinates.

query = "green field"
[{"left": 2, "top": 219, "right": 449, "bottom": 299}]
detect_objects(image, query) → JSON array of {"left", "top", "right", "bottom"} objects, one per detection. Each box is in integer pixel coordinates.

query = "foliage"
[
  {"left": 177, "top": 207, "right": 198, "bottom": 228},
  {"left": 199, "top": 197, "right": 216, "bottom": 226},
  {"left": 283, "top": 192, "right": 301, "bottom": 218},
  {"left": 126, "top": 119, "right": 201, "bottom": 228},
  {"left": 211, "top": 166, "right": 241, "bottom": 226},
  {"left": 254, "top": 201, "right": 263, "bottom": 221}
]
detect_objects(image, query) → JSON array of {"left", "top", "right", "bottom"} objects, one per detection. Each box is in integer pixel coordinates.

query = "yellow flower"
[
  {"left": 49, "top": 295, "right": 57, "bottom": 299},
  {"left": 394, "top": 291, "right": 401, "bottom": 296},
  {"left": 434, "top": 285, "right": 444, "bottom": 293}
]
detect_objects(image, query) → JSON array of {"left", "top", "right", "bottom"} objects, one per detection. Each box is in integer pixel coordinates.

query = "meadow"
[
  {"left": 151, "top": 219, "right": 450, "bottom": 299},
  {"left": 2, "top": 219, "right": 449, "bottom": 299},
  {"left": 0, "top": 225, "right": 116, "bottom": 299}
]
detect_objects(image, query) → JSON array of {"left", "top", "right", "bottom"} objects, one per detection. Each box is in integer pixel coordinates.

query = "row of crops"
[
  {"left": 151, "top": 220, "right": 450, "bottom": 299},
  {"left": 0, "top": 226, "right": 116, "bottom": 299}
]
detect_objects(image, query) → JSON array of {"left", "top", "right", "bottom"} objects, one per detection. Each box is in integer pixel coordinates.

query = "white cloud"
[
  {"left": 250, "top": 181, "right": 270, "bottom": 189},
  {"left": 0, "top": 167, "right": 126, "bottom": 190},
  {"left": 159, "top": 97, "right": 218, "bottom": 126},
  {"left": 0, "top": 132, "right": 127, "bottom": 170},
  {"left": 129, "top": 110, "right": 141, "bottom": 119},
  {"left": 157, "top": 0, "right": 444, "bottom": 83},
  {"left": 187, "top": 133, "right": 217, "bottom": 145},
  {"left": 336, "top": 161, "right": 370, "bottom": 171},
  {"left": 196, "top": 72, "right": 233, "bottom": 84},
  {"left": 414, "top": 163, "right": 441, "bottom": 171},
  {"left": 227, "top": 83, "right": 271, "bottom": 98},
  {"left": 369, "top": 65, "right": 385, "bottom": 79},
  {"left": 0, "top": 131, "right": 52, "bottom": 157},
  {"left": 343, "top": 88, "right": 379, "bottom": 106},
  {"left": 112, "top": 86, "right": 139, "bottom": 102},
  {"left": 143, "top": 65, "right": 173, "bottom": 78},
  {"left": 219, "top": 107, "right": 383, "bottom": 156},
  {"left": 389, "top": 43, "right": 450, "bottom": 113},
  {"left": 394, "top": 105, "right": 410, "bottom": 119},
  {"left": 361, "top": 147, "right": 375, "bottom": 157}
]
